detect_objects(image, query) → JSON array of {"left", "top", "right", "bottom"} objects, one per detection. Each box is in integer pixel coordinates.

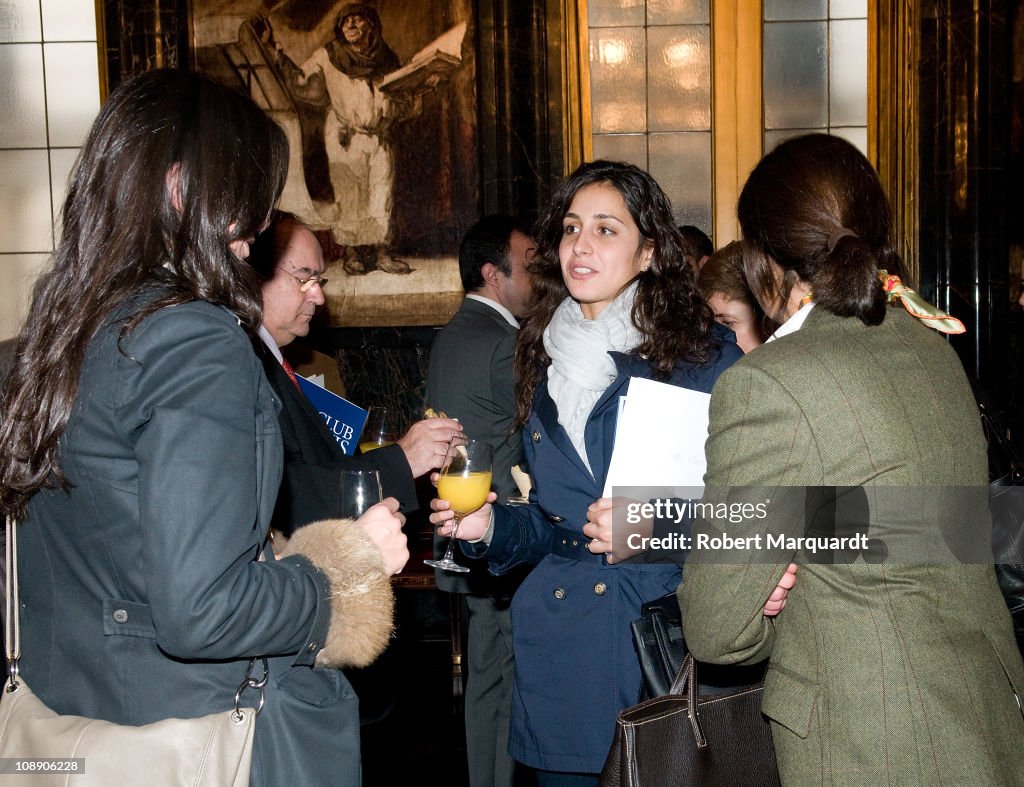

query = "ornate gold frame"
[{"left": 95, "top": 0, "right": 109, "bottom": 103}]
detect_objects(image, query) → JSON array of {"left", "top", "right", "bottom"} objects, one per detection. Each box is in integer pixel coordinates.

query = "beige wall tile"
[
  {"left": 0, "top": 43, "right": 47, "bottom": 146},
  {"left": 41, "top": 0, "right": 95, "bottom": 41},
  {"left": 0, "top": 148, "right": 54, "bottom": 252},
  {"left": 0, "top": 252, "right": 48, "bottom": 339},
  {"left": 43, "top": 41, "right": 99, "bottom": 146},
  {"left": 0, "top": 0, "right": 42, "bottom": 43}
]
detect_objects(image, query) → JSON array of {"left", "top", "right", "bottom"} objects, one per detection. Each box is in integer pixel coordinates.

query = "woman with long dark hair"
[
  {"left": 0, "top": 69, "right": 407, "bottom": 786},
  {"left": 431, "top": 160, "right": 741, "bottom": 784},
  {"left": 681, "top": 133, "right": 1024, "bottom": 785}
]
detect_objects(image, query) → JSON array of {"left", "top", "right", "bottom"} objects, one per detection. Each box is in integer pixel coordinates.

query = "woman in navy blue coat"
[{"left": 432, "top": 161, "right": 741, "bottom": 784}]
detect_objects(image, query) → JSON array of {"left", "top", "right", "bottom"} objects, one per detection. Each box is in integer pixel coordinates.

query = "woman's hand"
[
  {"left": 583, "top": 497, "right": 650, "bottom": 564},
  {"left": 582, "top": 498, "right": 615, "bottom": 558},
  {"left": 429, "top": 492, "right": 497, "bottom": 541},
  {"left": 763, "top": 563, "right": 798, "bottom": 617},
  {"left": 357, "top": 497, "right": 409, "bottom": 576}
]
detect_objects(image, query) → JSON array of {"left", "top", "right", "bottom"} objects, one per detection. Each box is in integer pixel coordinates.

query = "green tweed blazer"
[{"left": 680, "top": 306, "right": 1024, "bottom": 786}]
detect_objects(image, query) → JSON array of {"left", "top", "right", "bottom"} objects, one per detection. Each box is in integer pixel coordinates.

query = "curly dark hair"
[
  {"left": 513, "top": 160, "right": 717, "bottom": 427},
  {"left": 0, "top": 69, "right": 288, "bottom": 517}
]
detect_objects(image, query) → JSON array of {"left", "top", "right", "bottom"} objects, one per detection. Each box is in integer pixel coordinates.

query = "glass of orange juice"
[{"left": 424, "top": 438, "right": 493, "bottom": 573}]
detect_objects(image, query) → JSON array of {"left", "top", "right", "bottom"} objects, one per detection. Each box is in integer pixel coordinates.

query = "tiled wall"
[
  {"left": 763, "top": 0, "right": 868, "bottom": 152},
  {"left": 587, "top": 0, "right": 868, "bottom": 235},
  {"left": 588, "top": 0, "right": 713, "bottom": 232},
  {"left": 0, "top": 0, "right": 100, "bottom": 340}
]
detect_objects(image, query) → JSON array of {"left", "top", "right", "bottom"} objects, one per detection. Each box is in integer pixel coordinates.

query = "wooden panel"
[
  {"left": 712, "top": 0, "right": 762, "bottom": 247},
  {"left": 873, "top": 0, "right": 919, "bottom": 283},
  {"left": 562, "top": 0, "right": 592, "bottom": 171}
]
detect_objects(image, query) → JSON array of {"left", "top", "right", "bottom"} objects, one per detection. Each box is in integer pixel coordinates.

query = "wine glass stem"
[{"left": 441, "top": 514, "right": 463, "bottom": 563}]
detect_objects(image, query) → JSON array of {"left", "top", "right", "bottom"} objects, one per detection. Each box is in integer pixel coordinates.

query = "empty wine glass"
[
  {"left": 338, "top": 469, "right": 383, "bottom": 519},
  {"left": 425, "top": 439, "right": 493, "bottom": 573}
]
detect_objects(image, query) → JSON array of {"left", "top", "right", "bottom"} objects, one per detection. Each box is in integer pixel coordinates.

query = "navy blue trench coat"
[{"left": 464, "top": 334, "right": 741, "bottom": 773}]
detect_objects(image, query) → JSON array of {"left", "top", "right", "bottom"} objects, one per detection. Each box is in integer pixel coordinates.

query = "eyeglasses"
[{"left": 277, "top": 266, "right": 328, "bottom": 293}]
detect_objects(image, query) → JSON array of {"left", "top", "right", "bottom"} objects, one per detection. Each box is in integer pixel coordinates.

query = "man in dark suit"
[
  {"left": 250, "top": 213, "right": 462, "bottom": 537},
  {"left": 427, "top": 215, "right": 535, "bottom": 787}
]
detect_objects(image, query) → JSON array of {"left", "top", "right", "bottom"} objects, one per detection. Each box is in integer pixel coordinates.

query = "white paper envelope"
[{"left": 602, "top": 377, "right": 711, "bottom": 496}]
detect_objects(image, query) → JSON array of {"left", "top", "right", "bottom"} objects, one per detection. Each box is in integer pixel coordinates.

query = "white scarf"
[{"left": 544, "top": 282, "right": 642, "bottom": 474}]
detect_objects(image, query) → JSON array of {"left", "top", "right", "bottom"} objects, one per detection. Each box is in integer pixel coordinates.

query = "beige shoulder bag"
[{"left": 0, "top": 516, "right": 264, "bottom": 786}]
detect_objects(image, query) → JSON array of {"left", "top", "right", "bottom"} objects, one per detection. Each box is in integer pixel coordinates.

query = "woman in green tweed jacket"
[{"left": 681, "top": 133, "right": 1024, "bottom": 786}]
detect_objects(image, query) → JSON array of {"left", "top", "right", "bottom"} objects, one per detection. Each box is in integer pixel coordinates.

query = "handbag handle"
[
  {"left": 4, "top": 515, "right": 268, "bottom": 715},
  {"left": 979, "top": 402, "right": 1024, "bottom": 483},
  {"left": 667, "top": 654, "right": 708, "bottom": 748},
  {"left": 4, "top": 515, "right": 21, "bottom": 691}
]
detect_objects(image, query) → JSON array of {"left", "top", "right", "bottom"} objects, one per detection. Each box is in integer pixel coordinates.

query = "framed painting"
[{"left": 190, "top": 0, "right": 478, "bottom": 326}]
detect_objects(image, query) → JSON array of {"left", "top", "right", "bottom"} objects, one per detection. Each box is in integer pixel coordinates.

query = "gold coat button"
[
  {"left": 553, "top": 587, "right": 566, "bottom": 600},
  {"left": 594, "top": 582, "right": 607, "bottom": 596}
]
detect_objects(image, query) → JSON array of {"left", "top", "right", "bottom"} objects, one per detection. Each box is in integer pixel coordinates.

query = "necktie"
[{"left": 280, "top": 357, "right": 302, "bottom": 392}]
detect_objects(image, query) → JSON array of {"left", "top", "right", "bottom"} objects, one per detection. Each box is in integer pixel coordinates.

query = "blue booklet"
[{"left": 296, "top": 376, "right": 368, "bottom": 456}]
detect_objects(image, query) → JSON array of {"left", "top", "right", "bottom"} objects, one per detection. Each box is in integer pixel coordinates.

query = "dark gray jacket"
[
  {"left": 16, "top": 298, "right": 363, "bottom": 786},
  {"left": 427, "top": 297, "right": 525, "bottom": 594}
]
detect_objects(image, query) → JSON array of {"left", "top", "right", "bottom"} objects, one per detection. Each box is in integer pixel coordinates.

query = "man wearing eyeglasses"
[{"left": 251, "top": 212, "right": 462, "bottom": 538}]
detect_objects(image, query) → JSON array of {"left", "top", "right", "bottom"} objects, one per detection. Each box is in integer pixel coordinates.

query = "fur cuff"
[{"left": 280, "top": 518, "right": 394, "bottom": 668}]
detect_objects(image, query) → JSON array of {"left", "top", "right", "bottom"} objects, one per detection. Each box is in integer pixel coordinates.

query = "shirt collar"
[
  {"left": 466, "top": 293, "right": 519, "bottom": 328},
  {"left": 767, "top": 302, "right": 815, "bottom": 343},
  {"left": 258, "top": 325, "right": 284, "bottom": 364}
]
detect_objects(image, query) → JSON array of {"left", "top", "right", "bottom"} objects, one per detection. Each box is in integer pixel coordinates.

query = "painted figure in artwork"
[{"left": 257, "top": 3, "right": 433, "bottom": 275}]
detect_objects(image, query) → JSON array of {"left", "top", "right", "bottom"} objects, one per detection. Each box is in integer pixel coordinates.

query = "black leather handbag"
[
  {"left": 630, "top": 592, "right": 768, "bottom": 701},
  {"left": 630, "top": 593, "right": 686, "bottom": 700},
  {"left": 599, "top": 655, "right": 781, "bottom": 787}
]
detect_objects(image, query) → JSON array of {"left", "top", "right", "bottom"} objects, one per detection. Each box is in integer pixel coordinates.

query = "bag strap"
[
  {"left": 668, "top": 652, "right": 692, "bottom": 695},
  {"left": 667, "top": 654, "right": 708, "bottom": 748},
  {"left": 5, "top": 514, "right": 21, "bottom": 691},
  {"left": 4, "top": 514, "right": 268, "bottom": 716}
]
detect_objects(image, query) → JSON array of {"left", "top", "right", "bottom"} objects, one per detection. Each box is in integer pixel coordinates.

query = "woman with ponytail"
[
  {"left": 681, "top": 134, "right": 1024, "bottom": 785},
  {"left": 431, "top": 160, "right": 741, "bottom": 784}
]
